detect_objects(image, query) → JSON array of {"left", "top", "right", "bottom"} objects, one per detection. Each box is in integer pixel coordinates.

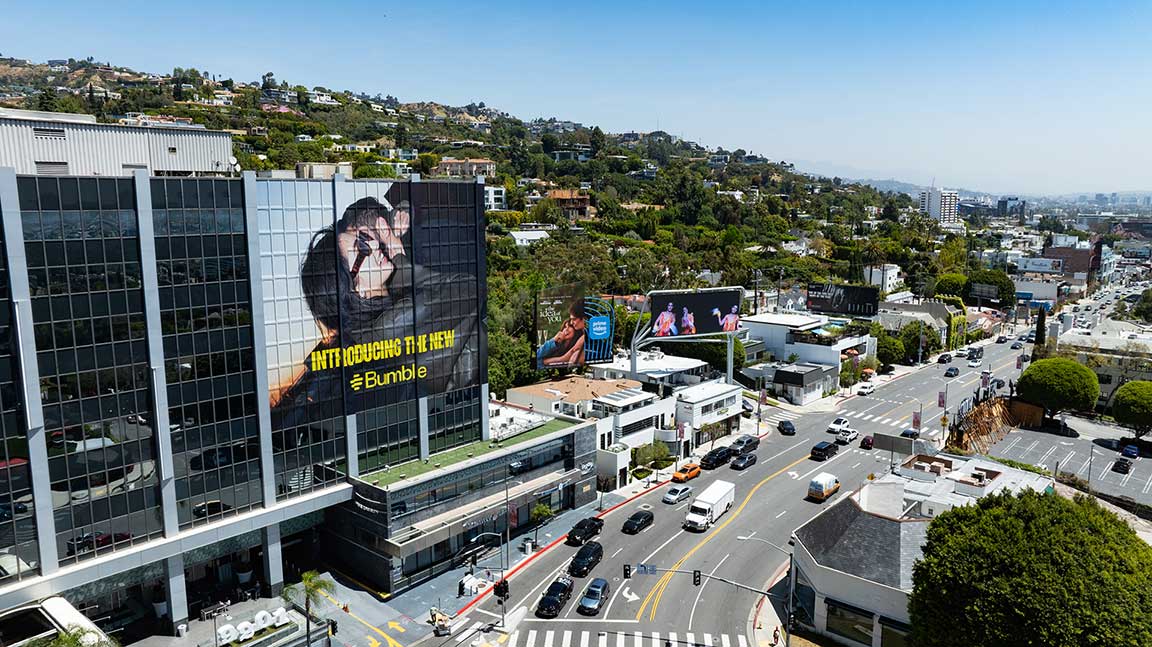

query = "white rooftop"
[
  {"left": 509, "top": 230, "right": 550, "bottom": 244},
  {"left": 596, "top": 352, "right": 708, "bottom": 378},
  {"left": 741, "top": 312, "right": 824, "bottom": 330},
  {"left": 674, "top": 379, "right": 742, "bottom": 404}
]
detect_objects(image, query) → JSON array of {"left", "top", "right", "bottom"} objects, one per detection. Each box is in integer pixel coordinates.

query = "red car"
[{"left": 860, "top": 435, "right": 874, "bottom": 450}]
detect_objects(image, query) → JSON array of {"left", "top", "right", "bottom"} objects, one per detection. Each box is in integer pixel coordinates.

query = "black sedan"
[
  {"left": 566, "top": 517, "right": 603, "bottom": 545},
  {"left": 777, "top": 420, "right": 796, "bottom": 435},
  {"left": 731, "top": 453, "right": 758, "bottom": 470},
  {"left": 1113, "top": 458, "right": 1132, "bottom": 474},
  {"left": 621, "top": 510, "right": 654, "bottom": 535},
  {"left": 944, "top": 367, "right": 960, "bottom": 377},
  {"left": 937, "top": 353, "right": 952, "bottom": 364},
  {"left": 535, "top": 576, "right": 574, "bottom": 618},
  {"left": 1010, "top": 341, "right": 1024, "bottom": 350}
]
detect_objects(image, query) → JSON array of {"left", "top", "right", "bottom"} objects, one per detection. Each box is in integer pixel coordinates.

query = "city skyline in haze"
[{"left": 2, "top": 0, "right": 1148, "bottom": 196}]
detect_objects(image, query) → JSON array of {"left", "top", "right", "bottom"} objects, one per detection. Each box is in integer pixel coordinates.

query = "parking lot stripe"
[
  {"left": 1143, "top": 473, "right": 1152, "bottom": 494},
  {"left": 1036, "top": 445, "right": 1057, "bottom": 469}
]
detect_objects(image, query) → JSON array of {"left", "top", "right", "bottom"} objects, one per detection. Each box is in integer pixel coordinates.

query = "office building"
[
  {"left": 0, "top": 168, "right": 597, "bottom": 640},
  {"left": 996, "top": 196, "right": 1026, "bottom": 219},
  {"left": 918, "top": 187, "right": 959, "bottom": 224},
  {"left": 0, "top": 108, "right": 233, "bottom": 177},
  {"left": 790, "top": 453, "right": 1053, "bottom": 647}
]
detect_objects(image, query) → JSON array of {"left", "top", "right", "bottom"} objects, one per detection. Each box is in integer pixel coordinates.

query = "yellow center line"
[
  {"left": 317, "top": 590, "right": 404, "bottom": 647},
  {"left": 636, "top": 453, "right": 811, "bottom": 621}
]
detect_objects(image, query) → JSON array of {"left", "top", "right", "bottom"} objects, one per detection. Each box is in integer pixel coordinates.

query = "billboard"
[
  {"left": 265, "top": 180, "right": 483, "bottom": 428},
  {"left": 806, "top": 283, "right": 880, "bottom": 316},
  {"left": 1017, "top": 257, "right": 1063, "bottom": 274},
  {"left": 647, "top": 288, "right": 744, "bottom": 338},
  {"left": 534, "top": 285, "right": 616, "bottom": 370}
]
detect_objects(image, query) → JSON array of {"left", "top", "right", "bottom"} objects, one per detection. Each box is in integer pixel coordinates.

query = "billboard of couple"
[
  {"left": 647, "top": 289, "right": 743, "bottom": 338},
  {"left": 534, "top": 285, "right": 615, "bottom": 370},
  {"left": 266, "top": 182, "right": 482, "bottom": 429}
]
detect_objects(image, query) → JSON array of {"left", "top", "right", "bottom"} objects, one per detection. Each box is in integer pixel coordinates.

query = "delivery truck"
[{"left": 683, "top": 480, "right": 736, "bottom": 531}]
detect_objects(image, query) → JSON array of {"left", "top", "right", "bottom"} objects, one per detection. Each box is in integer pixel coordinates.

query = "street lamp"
[
  {"left": 469, "top": 531, "right": 507, "bottom": 628},
  {"left": 737, "top": 536, "right": 793, "bottom": 647}
]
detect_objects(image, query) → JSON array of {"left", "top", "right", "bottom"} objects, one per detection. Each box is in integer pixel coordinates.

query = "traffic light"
[
  {"left": 494, "top": 579, "right": 509, "bottom": 599},
  {"left": 692, "top": 569, "right": 701, "bottom": 586},
  {"left": 623, "top": 564, "right": 632, "bottom": 579}
]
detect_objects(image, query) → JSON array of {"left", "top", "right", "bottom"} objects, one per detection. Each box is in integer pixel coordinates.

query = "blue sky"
[{"left": 3, "top": 1, "right": 1149, "bottom": 195}]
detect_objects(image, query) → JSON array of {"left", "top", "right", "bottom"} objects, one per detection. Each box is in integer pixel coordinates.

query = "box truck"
[{"left": 683, "top": 480, "right": 736, "bottom": 531}]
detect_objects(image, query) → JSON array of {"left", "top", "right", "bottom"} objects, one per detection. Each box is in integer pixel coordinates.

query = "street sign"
[{"left": 941, "top": 414, "right": 949, "bottom": 428}]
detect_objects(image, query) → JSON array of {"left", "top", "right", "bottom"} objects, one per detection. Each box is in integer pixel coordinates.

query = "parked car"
[
  {"left": 568, "top": 541, "right": 603, "bottom": 576},
  {"left": 192, "top": 501, "right": 232, "bottom": 518},
  {"left": 827, "top": 418, "right": 853, "bottom": 434},
  {"left": 622, "top": 511, "right": 654, "bottom": 535},
  {"left": 729, "top": 435, "right": 760, "bottom": 455},
  {"left": 1113, "top": 458, "right": 1132, "bottom": 474},
  {"left": 66, "top": 531, "right": 131, "bottom": 556},
  {"left": 672, "top": 463, "right": 701, "bottom": 483},
  {"left": 1121, "top": 445, "right": 1140, "bottom": 459},
  {"left": 566, "top": 517, "right": 604, "bottom": 545},
  {"left": 856, "top": 382, "right": 876, "bottom": 395},
  {"left": 944, "top": 367, "right": 959, "bottom": 377},
  {"left": 700, "top": 446, "right": 733, "bottom": 469},
  {"left": 1010, "top": 342, "right": 1023, "bottom": 350},
  {"left": 811, "top": 441, "right": 839, "bottom": 461},
  {"left": 996, "top": 336, "right": 1008, "bottom": 343},
  {"left": 731, "top": 453, "right": 758, "bottom": 470},
  {"left": 741, "top": 401, "right": 754, "bottom": 418},
  {"left": 0, "top": 501, "right": 27, "bottom": 521},
  {"left": 577, "top": 578, "right": 610, "bottom": 616},
  {"left": 860, "top": 435, "right": 874, "bottom": 450},
  {"left": 937, "top": 353, "right": 952, "bottom": 364},
  {"left": 954, "top": 348, "right": 968, "bottom": 357},
  {"left": 777, "top": 420, "right": 796, "bottom": 435},
  {"left": 836, "top": 428, "right": 859, "bottom": 444},
  {"left": 663, "top": 485, "right": 693, "bottom": 504},
  {"left": 535, "top": 577, "right": 574, "bottom": 618}
]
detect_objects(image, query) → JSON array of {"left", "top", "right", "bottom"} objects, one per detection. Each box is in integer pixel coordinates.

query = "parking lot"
[{"left": 989, "top": 427, "right": 1152, "bottom": 505}]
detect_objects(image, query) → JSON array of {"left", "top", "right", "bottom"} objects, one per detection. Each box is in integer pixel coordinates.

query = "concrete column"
[
  {"left": 0, "top": 168, "right": 58, "bottom": 574},
  {"left": 344, "top": 414, "right": 359, "bottom": 478},
  {"left": 133, "top": 171, "right": 179, "bottom": 537},
  {"left": 262, "top": 523, "right": 284, "bottom": 596},
  {"left": 418, "top": 396, "right": 430, "bottom": 460},
  {"left": 480, "top": 383, "right": 491, "bottom": 441},
  {"left": 243, "top": 172, "right": 278, "bottom": 508},
  {"left": 164, "top": 554, "right": 189, "bottom": 632}
]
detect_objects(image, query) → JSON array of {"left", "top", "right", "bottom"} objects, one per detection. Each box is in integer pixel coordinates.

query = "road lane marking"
[
  {"left": 605, "top": 528, "right": 686, "bottom": 617},
  {"left": 676, "top": 502, "right": 690, "bottom": 511},
  {"left": 775, "top": 510, "right": 786, "bottom": 518},
  {"left": 688, "top": 553, "right": 730, "bottom": 628},
  {"left": 721, "top": 636, "right": 731, "bottom": 647},
  {"left": 579, "top": 632, "right": 589, "bottom": 647},
  {"left": 737, "top": 636, "right": 748, "bottom": 647},
  {"left": 457, "top": 622, "right": 484, "bottom": 642},
  {"left": 685, "top": 634, "right": 695, "bottom": 647},
  {"left": 510, "top": 561, "right": 568, "bottom": 611},
  {"left": 527, "top": 631, "right": 538, "bottom": 647},
  {"left": 638, "top": 450, "right": 814, "bottom": 620},
  {"left": 315, "top": 590, "right": 404, "bottom": 647},
  {"left": 650, "top": 632, "right": 660, "bottom": 647},
  {"left": 611, "top": 547, "right": 624, "bottom": 558},
  {"left": 703, "top": 635, "right": 714, "bottom": 647},
  {"left": 634, "top": 632, "right": 643, "bottom": 647},
  {"left": 543, "top": 630, "right": 554, "bottom": 647},
  {"left": 561, "top": 630, "right": 572, "bottom": 647},
  {"left": 668, "top": 633, "right": 677, "bottom": 647},
  {"left": 507, "top": 632, "right": 517, "bottom": 647}
]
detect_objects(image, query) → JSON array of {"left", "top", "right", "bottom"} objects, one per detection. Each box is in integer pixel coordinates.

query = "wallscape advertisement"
[
  {"left": 265, "top": 180, "right": 482, "bottom": 428},
  {"left": 535, "top": 284, "right": 615, "bottom": 370},
  {"left": 647, "top": 288, "right": 744, "bottom": 338}
]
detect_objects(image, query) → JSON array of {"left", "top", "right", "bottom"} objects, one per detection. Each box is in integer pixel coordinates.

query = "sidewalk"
[{"left": 749, "top": 563, "right": 789, "bottom": 647}]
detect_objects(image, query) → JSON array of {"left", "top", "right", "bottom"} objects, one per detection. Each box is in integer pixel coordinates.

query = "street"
[{"left": 433, "top": 335, "right": 1031, "bottom": 647}]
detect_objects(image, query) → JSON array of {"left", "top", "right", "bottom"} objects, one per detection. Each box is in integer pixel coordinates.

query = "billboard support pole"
[{"left": 726, "top": 334, "right": 734, "bottom": 385}]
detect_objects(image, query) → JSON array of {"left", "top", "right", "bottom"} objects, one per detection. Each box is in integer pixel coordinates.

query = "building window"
[
  {"left": 826, "top": 599, "right": 875, "bottom": 645},
  {"left": 167, "top": 147, "right": 177, "bottom": 154},
  {"left": 879, "top": 618, "right": 911, "bottom": 647},
  {"left": 1097, "top": 373, "right": 1113, "bottom": 385}
]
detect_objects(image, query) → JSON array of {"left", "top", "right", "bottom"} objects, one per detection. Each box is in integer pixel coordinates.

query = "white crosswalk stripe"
[
  {"left": 457, "top": 622, "right": 485, "bottom": 642},
  {"left": 890, "top": 419, "right": 904, "bottom": 427},
  {"left": 878, "top": 417, "right": 891, "bottom": 424},
  {"left": 507, "top": 631, "right": 750, "bottom": 647},
  {"left": 862, "top": 414, "right": 874, "bottom": 421}
]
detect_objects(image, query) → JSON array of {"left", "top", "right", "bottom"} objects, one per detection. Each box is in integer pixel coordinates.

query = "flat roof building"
[{"left": 0, "top": 108, "right": 233, "bottom": 176}]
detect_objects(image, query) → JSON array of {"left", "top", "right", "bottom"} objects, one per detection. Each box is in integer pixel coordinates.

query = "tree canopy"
[
  {"left": 909, "top": 491, "right": 1152, "bottom": 647},
  {"left": 1112, "top": 380, "right": 1152, "bottom": 439},
  {"left": 898, "top": 322, "right": 942, "bottom": 362},
  {"left": 933, "top": 272, "right": 967, "bottom": 298},
  {"left": 1017, "top": 358, "right": 1099, "bottom": 415}
]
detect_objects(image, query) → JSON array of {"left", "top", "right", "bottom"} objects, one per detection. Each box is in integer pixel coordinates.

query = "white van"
[{"left": 808, "top": 473, "right": 841, "bottom": 502}]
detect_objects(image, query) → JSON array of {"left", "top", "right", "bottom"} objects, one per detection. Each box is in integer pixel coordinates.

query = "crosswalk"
[
  {"left": 839, "top": 409, "right": 909, "bottom": 428},
  {"left": 450, "top": 622, "right": 751, "bottom": 647},
  {"left": 758, "top": 409, "right": 797, "bottom": 428}
]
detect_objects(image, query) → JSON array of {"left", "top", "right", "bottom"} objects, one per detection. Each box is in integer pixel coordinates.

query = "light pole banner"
[
  {"left": 938, "top": 391, "right": 946, "bottom": 408},
  {"left": 912, "top": 410, "right": 922, "bottom": 429},
  {"left": 1017, "top": 356, "right": 1023, "bottom": 369}
]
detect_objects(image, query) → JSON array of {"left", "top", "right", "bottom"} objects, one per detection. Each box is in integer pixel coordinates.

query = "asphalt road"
[{"left": 443, "top": 337, "right": 1030, "bottom": 646}]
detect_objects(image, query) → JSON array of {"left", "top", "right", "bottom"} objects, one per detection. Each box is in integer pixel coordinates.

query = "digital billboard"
[
  {"left": 535, "top": 285, "right": 615, "bottom": 370},
  {"left": 646, "top": 288, "right": 744, "bottom": 338},
  {"left": 806, "top": 283, "right": 880, "bottom": 316},
  {"left": 266, "top": 180, "right": 483, "bottom": 427}
]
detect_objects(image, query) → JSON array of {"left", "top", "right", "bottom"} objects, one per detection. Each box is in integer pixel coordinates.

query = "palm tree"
[
  {"left": 29, "top": 627, "right": 118, "bottom": 647},
  {"left": 281, "top": 570, "right": 334, "bottom": 647}
]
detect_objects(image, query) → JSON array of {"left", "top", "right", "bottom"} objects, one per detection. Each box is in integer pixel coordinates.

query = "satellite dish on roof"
[{"left": 228, "top": 155, "right": 238, "bottom": 165}]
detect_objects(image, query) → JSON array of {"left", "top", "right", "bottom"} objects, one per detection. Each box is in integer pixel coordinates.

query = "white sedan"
[
  {"left": 827, "top": 418, "right": 854, "bottom": 434},
  {"left": 967, "top": 358, "right": 983, "bottom": 368},
  {"left": 837, "top": 428, "right": 860, "bottom": 444}
]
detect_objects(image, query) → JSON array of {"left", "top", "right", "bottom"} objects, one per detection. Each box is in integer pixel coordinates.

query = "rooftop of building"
[
  {"left": 357, "top": 405, "right": 577, "bottom": 489},
  {"left": 596, "top": 350, "right": 709, "bottom": 378},
  {"left": 794, "top": 453, "right": 1053, "bottom": 591},
  {"left": 593, "top": 387, "right": 655, "bottom": 408},
  {"left": 741, "top": 312, "right": 824, "bottom": 330},
  {"left": 506, "top": 376, "right": 643, "bottom": 404},
  {"left": 674, "top": 379, "right": 742, "bottom": 403},
  {"left": 1058, "top": 330, "right": 1152, "bottom": 354},
  {"left": 0, "top": 107, "right": 216, "bottom": 132}
]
